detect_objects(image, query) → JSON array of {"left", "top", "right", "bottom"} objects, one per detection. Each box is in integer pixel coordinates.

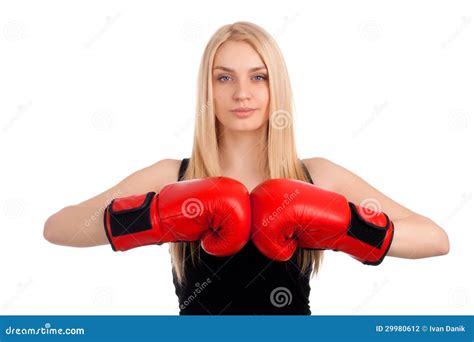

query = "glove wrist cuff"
[
  {"left": 104, "top": 192, "right": 162, "bottom": 251},
  {"left": 344, "top": 202, "right": 395, "bottom": 265}
]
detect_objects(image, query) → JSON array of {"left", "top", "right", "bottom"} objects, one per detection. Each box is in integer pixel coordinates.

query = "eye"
[
  {"left": 217, "top": 75, "right": 232, "bottom": 82},
  {"left": 253, "top": 74, "right": 268, "bottom": 81}
]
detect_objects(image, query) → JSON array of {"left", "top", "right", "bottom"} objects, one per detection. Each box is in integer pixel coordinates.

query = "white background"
[{"left": 0, "top": 0, "right": 472, "bottom": 315}]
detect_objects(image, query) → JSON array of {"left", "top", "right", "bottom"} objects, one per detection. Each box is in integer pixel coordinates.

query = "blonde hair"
[{"left": 170, "top": 21, "right": 324, "bottom": 285}]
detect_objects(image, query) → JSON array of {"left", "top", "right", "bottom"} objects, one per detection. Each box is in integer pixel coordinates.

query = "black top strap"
[
  {"left": 177, "top": 158, "right": 190, "bottom": 181},
  {"left": 301, "top": 160, "right": 314, "bottom": 184}
]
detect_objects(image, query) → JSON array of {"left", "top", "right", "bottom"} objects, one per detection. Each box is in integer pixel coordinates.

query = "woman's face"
[{"left": 212, "top": 41, "right": 270, "bottom": 132}]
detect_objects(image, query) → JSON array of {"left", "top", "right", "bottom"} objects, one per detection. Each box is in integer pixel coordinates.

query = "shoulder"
[
  {"left": 302, "top": 156, "right": 370, "bottom": 193},
  {"left": 302, "top": 156, "right": 417, "bottom": 219},
  {"left": 301, "top": 157, "right": 342, "bottom": 192},
  {"left": 75, "top": 158, "right": 183, "bottom": 207},
  {"left": 139, "top": 158, "right": 183, "bottom": 192},
  {"left": 148, "top": 158, "right": 182, "bottom": 174}
]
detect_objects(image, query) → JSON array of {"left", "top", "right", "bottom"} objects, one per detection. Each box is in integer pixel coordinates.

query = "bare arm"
[
  {"left": 43, "top": 159, "right": 180, "bottom": 248},
  {"left": 303, "top": 157, "right": 450, "bottom": 259}
]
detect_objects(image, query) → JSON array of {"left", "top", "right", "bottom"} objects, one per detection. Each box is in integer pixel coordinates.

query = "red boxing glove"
[
  {"left": 250, "top": 178, "right": 394, "bottom": 265},
  {"left": 104, "top": 177, "right": 251, "bottom": 256}
]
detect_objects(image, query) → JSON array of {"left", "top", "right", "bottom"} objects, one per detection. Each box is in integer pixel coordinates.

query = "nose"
[{"left": 233, "top": 79, "right": 252, "bottom": 102}]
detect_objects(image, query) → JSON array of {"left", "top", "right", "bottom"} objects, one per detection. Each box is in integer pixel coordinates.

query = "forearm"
[
  {"left": 387, "top": 215, "right": 450, "bottom": 259},
  {"left": 43, "top": 205, "right": 109, "bottom": 247}
]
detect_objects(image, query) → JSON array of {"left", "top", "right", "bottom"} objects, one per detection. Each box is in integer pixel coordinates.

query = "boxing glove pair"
[{"left": 104, "top": 177, "right": 394, "bottom": 265}]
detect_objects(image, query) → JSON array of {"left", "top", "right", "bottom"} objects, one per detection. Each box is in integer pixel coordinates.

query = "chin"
[
  {"left": 217, "top": 112, "right": 268, "bottom": 132},
  {"left": 221, "top": 117, "right": 268, "bottom": 133}
]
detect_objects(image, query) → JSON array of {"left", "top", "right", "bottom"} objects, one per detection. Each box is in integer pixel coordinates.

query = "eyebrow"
[{"left": 213, "top": 66, "right": 267, "bottom": 73}]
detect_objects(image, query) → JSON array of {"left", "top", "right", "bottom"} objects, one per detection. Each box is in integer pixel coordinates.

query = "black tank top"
[{"left": 172, "top": 158, "right": 315, "bottom": 315}]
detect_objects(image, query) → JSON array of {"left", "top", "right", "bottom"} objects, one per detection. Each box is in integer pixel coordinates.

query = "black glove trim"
[{"left": 107, "top": 192, "right": 156, "bottom": 237}]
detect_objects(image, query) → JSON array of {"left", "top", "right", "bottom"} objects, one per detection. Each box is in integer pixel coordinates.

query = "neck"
[{"left": 218, "top": 126, "right": 267, "bottom": 174}]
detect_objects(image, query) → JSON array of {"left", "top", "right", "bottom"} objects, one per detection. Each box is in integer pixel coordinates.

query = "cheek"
[
  {"left": 212, "top": 86, "right": 229, "bottom": 108},
  {"left": 212, "top": 89, "right": 222, "bottom": 108},
  {"left": 257, "top": 88, "right": 270, "bottom": 110}
]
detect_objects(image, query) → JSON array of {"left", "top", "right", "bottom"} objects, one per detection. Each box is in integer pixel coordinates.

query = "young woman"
[{"left": 43, "top": 21, "right": 450, "bottom": 315}]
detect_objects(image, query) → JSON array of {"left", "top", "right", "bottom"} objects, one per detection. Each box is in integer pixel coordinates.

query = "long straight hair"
[{"left": 170, "top": 21, "right": 324, "bottom": 285}]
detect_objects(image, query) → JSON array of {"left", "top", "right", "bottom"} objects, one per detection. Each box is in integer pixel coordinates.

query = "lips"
[{"left": 231, "top": 107, "right": 256, "bottom": 118}]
